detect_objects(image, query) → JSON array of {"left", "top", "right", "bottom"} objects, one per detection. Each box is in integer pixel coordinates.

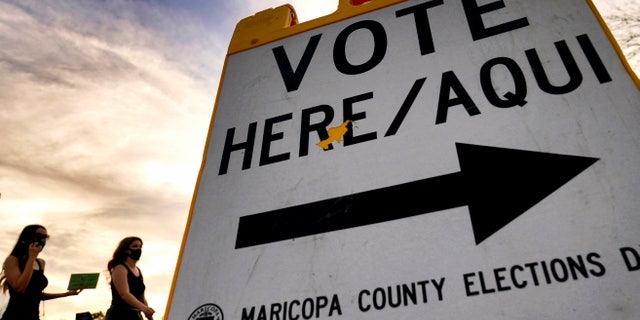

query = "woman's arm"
[
  {"left": 36, "top": 258, "right": 82, "bottom": 300},
  {"left": 140, "top": 291, "right": 155, "bottom": 319},
  {"left": 2, "top": 244, "right": 41, "bottom": 293},
  {"left": 42, "top": 289, "right": 82, "bottom": 300},
  {"left": 111, "top": 265, "right": 154, "bottom": 318}
]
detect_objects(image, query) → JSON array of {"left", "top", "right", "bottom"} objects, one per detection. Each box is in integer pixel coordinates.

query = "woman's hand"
[
  {"left": 66, "top": 289, "right": 82, "bottom": 296},
  {"left": 28, "top": 242, "right": 43, "bottom": 259},
  {"left": 142, "top": 306, "right": 155, "bottom": 320}
]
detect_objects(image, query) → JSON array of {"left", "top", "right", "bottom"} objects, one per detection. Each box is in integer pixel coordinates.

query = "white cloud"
[
  {"left": 0, "top": 0, "right": 215, "bottom": 318},
  {"left": 592, "top": 0, "right": 640, "bottom": 74}
]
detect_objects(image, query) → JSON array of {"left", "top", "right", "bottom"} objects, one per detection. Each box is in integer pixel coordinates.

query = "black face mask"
[
  {"left": 33, "top": 235, "right": 47, "bottom": 248},
  {"left": 128, "top": 249, "right": 142, "bottom": 261}
]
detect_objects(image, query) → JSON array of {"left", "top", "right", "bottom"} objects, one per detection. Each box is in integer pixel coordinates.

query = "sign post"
[{"left": 167, "top": 0, "right": 640, "bottom": 319}]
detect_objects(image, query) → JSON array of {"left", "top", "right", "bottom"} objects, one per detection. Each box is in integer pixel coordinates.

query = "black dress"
[
  {"left": 1, "top": 259, "right": 48, "bottom": 320},
  {"left": 105, "top": 264, "right": 146, "bottom": 320}
]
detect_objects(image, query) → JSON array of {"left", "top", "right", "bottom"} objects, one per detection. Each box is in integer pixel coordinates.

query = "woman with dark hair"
[
  {"left": 105, "top": 236, "right": 155, "bottom": 320},
  {"left": 0, "top": 224, "right": 81, "bottom": 320}
]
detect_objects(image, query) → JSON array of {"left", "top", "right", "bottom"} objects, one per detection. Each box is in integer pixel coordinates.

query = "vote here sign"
[{"left": 166, "top": 0, "right": 640, "bottom": 319}]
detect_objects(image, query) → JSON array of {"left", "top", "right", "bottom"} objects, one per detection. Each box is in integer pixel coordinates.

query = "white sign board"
[{"left": 167, "top": 0, "right": 640, "bottom": 319}]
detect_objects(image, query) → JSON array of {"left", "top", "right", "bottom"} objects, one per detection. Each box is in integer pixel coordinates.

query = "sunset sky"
[{"left": 0, "top": 0, "right": 637, "bottom": 319}]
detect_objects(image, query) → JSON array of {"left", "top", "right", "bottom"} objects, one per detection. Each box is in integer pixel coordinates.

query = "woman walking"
[
  {"left": 0, "top": 224, "right": 81, "bottom": 320},
  {"left": 105, "top": 236, "right": 154, "bottom": 320}
]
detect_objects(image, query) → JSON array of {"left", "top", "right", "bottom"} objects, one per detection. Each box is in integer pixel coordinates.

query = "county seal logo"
[{"left": 188, "top": 303, "right": 223, "bottom": 320}]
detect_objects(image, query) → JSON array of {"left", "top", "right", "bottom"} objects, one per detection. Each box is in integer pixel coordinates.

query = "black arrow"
[{"left": 235, "top": 143, "right": 598, "bottom": 249}]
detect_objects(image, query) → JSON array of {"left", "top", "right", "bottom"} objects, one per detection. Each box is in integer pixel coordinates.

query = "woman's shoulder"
[
  {"left": 3, "top": 255, "right": 18, "bottom": 267},
  {"left": 112, "top": 263, "right": 134, "bottom": 275},
  {"left": 112, "top": 263, "right": 127, "bottom": 271},
  {"left": 2, "top": 255, "right": 18, "bottom": 269},
  {"left": 109, "top": 264, "right": 127, "bottom": 281}
]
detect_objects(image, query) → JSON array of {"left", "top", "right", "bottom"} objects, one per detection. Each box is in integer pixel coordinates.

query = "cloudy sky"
[{"left": 0, "top": 0, "right": 637, "bottom": 319}]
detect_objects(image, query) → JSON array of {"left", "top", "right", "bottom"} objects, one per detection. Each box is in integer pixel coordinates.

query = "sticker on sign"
[{"left": 166, "top": 0, "right": 640, "bottom": 319}]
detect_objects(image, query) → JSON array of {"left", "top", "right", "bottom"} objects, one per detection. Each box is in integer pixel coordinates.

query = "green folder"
[{"left": 67, "top": 273, "right": 100, "bottom": 290}]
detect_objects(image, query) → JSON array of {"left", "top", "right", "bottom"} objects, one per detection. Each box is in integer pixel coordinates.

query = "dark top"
[
  {"left": 110, "top": 263, "right": 145, "bottom": 309},
  {"left": 1, "top": 259, "right": 48, "bottom": 320}
]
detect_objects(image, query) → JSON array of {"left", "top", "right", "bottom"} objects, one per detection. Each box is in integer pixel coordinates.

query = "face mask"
[
  {"left": 128, "top": 249, "right": 142, "bottom": 261},
  {"left": 33, "top": 234, "right": 48, "bottom": 248}
]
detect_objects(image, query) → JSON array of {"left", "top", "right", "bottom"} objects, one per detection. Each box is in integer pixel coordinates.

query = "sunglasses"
[{"left": 35, "top": 233, "right": 50, "bottom": 241}]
